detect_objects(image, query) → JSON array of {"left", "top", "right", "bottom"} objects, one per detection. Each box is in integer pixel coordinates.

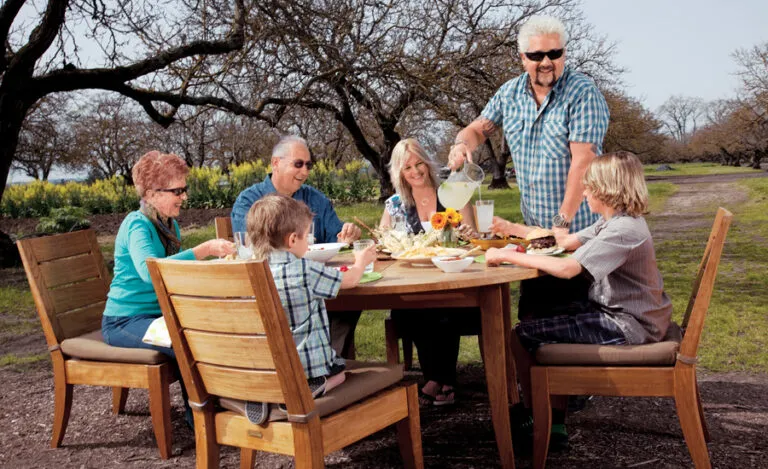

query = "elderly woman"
[
  {"left": 379, "top": 138, "right": 479, "bottom": 406},
  {"left": 101, "top": 151, "right": 234, "bottom": 358}
]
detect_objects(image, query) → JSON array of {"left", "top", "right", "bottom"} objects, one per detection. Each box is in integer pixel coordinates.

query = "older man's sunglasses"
[
  {"left": 524, "top": 48, "right": 564, "bottom": 62},
  {"left": 156, "top": 186, "right": 188, "bottom": 196},
  {"left": 290, "top": 159, "right": 314, "bottom": 170}
]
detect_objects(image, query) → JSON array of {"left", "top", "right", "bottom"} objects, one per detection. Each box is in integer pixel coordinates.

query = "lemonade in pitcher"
[
  {"left": 438, "top": 162, "right": 484, "bottom": 209},
  {"left": 438, "top": 181, "right": 476, "bottom": 209}
]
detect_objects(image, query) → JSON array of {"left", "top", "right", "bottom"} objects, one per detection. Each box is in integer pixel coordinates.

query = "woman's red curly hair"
[{"left": 132, "top": 151, "right": 189, "bottom": 198}]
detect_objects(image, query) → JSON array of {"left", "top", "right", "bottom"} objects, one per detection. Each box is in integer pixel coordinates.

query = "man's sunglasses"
[
  {"left": 289, "top": 159, "right": 314, "bottom": 170},
  {"left": 524, "top": 48, "right": 564, "bottom": 62},
  {"left": 156, "top": 186, "right": 188, "bottom": 196}
]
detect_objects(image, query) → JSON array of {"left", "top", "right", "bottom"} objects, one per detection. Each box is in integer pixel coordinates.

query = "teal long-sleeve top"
[{"left": 103, "top": 211, "right": 196, "bottom": 318}]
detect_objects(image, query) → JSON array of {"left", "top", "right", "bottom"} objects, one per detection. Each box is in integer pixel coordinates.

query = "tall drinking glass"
[
  {"left": 308, "top": 220, "right": 316, "bottom": 245},
  {"left": 353, "top": 239, "right": 375, "bottom": 273},
  {"left": 234, "top": 232, "right": 253, "bottom": 259},
  {"left": 392, "top": 213, "right": 406, "bottom": 233},
  {"left": 475, "top": 200, "right": 494, "bottom": 235}
]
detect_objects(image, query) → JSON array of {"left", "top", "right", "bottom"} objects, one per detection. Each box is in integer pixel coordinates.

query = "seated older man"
[{"left": 231, "top": 135, "right": 362, "bottom": 358}]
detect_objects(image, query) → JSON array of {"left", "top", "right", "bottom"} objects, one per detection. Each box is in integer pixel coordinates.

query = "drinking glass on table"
[
  {"left": 234, "top": 232, "right": 253, "bottom": 259},
  {"left": 353, "top": 239, "right": 376, "bottom": 273},
  {"left": 475, "top": 200, "right": 494, "bottom": 236},
  {"left": 392, "top": 213, "right": 407, "bottom": 233},
  {"left": 308, "top": 220, "right": 316, "bottom": 245}
]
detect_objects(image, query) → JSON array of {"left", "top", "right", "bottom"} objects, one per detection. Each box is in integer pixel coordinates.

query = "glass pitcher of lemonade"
[{"left": 437, "top": 162, "right": 484, "bottom": 209}]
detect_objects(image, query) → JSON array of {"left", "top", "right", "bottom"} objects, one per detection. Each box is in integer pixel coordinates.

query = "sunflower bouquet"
[{"left": 430, "top": 207, "right": 463, "bottom": 247}]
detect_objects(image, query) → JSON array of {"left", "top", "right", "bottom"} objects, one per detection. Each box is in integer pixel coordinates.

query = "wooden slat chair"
[
  {"left": 214, "top": 216, "right": 233, "bottom": 241},
  {"left": 147, "top": 258, "right": 423, "bottom": 469},
  {"left": 529, "top": 207, "right": 733, "bottom": 469},
  {"left": 16, "top": 229, "right": 175, "bottom": 458}
]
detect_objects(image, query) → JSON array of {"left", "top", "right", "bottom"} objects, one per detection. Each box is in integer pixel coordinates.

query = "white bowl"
[
  {"left": 304, "top": 242, "right": 347, "bottom": 263},
  {"left": 431, "top": 255, "right": 474, "bottom": 273}
]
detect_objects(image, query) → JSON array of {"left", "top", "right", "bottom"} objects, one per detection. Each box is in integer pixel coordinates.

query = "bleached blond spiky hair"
[{"left": 517, "top": 15, "right": 568, "bottom": 52}]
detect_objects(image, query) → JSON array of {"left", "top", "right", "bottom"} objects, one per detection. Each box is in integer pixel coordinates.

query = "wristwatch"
[{"left": 552, "top": 213, "right": 570, "bottom": 229}]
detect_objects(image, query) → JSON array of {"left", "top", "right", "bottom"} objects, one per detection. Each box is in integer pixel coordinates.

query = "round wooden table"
[{"left": 327, "top": 256, "right": 543, "bottom": 469}]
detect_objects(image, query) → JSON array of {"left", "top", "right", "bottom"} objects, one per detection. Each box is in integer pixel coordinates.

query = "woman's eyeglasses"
[
  {"left": 156, "top": 186, "right": 188, "bottom": 196},
  {"left": 289, "top": 159, "right": 314, "bottom": 170},
  {"left": 524, "top": 48, "right": 564, "bottom": 62}
]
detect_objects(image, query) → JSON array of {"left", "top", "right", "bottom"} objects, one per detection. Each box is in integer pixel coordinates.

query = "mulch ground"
[{"left": 1, "top": 360, "right": 767, "bottom": 468}]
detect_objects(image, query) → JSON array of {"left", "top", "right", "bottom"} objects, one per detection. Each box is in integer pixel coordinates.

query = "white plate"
[
  {"left": 526, "top": 247, "right": 565, "bottom": 256},
  {"left": 391, "top": 247, "right": 466, "bottom": 262}
]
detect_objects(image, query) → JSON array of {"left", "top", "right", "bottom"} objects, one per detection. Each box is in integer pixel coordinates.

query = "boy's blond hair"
[
  {"left": 583, "top": 151, "right": 648, "bottom": 217},
  {"left": 246, "top": 194, "right": 314, "bottom": 260}
]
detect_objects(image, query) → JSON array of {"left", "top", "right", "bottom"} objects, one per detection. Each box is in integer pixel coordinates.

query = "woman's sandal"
[
  {"left": 418, "top": 388, "right": 438, "bottom": 407},
  {"left": 433, "top": 386, "right": 456, "bottom": 406}
]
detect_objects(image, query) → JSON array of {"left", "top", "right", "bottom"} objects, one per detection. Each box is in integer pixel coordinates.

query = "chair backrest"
[
  {"left": 16, "top": 229, "right": 111, "bottom": 346},
  {"left": 147, "top": 258, "right": 316, "bottom": 416},
  {"left": 215, "top": 217, "right": 233, "bottom": 241},
  {"left": 678, "top": 207, "right": 733, "bottom": 359}
]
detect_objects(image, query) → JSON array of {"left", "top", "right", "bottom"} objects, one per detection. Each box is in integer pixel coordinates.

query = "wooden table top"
[{"left": 328, "top": 253, "right": 543, "bottom": 295}]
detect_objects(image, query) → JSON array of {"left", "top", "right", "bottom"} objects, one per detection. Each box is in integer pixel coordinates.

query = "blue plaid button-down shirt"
[
  {"left": 481, "top": 66, "right": 610, "bottom": 232},
  {"left": 268, "top": 250, "right": 343, "bottom": 379}
]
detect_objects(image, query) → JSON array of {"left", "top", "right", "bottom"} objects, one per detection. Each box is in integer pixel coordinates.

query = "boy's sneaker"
[
  {"left": 509, "top": 403, "right": 533, "bottom": 454},
  {"left": 307, "top": 376, "right": 328, "bottom": 398},
  {"left": 549, "top": 423, "right": 570, "bottom": 452},
  {"left": 245, "top": 401, "right": 269, "bottom": 425}
]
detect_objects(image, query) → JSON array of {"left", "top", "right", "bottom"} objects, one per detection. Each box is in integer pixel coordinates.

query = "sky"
[
  {"left": 7, "top": 0, "right": 768, "bottom": 185},
  {"left": 580, "top": 0, "right": 768, "bottom": 110}
]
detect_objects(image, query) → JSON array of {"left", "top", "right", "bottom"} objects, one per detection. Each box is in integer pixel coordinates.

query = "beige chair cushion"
[
  {"left": 220, "top": 360, "right": 405, "bottom": 422},
  {"left": 535, "top": 322, "right": 684, "bottom": 366},
  {"left": 60, "top": 330, "right": 168, "bottom": 365}
]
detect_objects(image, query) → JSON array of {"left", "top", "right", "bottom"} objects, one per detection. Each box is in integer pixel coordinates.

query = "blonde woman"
[{"left": 379, "top": 138, "right": 479, "bottom": 406}]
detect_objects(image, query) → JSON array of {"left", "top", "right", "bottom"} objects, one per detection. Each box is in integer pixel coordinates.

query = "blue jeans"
[
  {"left": 102, "top": 314, "right": 176, "bottom": 359},
  {"left": 102, "top": 314, "right": 191, "bottom": 424}
]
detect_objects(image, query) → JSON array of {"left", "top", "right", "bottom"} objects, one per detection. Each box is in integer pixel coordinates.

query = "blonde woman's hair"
[
  {"left": 583, "top": 151, "right": 648, "bottom": 217},
  {"left": 246, "top": 194, "right": 314, "bottom": 260},
  {"left": 388, "top": 138, "right": 440, "bottom": 207}
]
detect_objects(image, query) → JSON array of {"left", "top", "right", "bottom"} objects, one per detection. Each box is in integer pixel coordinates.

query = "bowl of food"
[
  {"left": 304, "top": 242, "right": 347, "bottom": 263},
  {"left": 469, "top": 235, "right": 528, "bottom": 250},
  {"left": 431, "top": 255, "right": 474, "bottom": 273}
]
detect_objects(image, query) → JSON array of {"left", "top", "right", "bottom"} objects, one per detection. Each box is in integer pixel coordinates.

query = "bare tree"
[
  {"left": 657, "top": 95, "right": 705, "bottom": 144},
  {"left": 602, "top": 89, "right": 666, "bottom": 162},
  {"left": 1, "top": 0, "right": 253, "bottom": 201},
  {"left": 69, "top": 95, "right": 160, "bottom": 182},
  {"left": 13, "top": 93, "right": 74, "bottom": 179}
]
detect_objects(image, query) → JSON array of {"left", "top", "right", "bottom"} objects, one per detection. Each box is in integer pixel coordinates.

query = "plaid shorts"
[{"left": 515, "top": 301, "right": 628, "bottom": 351}]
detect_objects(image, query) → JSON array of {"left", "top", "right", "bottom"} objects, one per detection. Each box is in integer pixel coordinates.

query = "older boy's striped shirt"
[
  {"left": 481, "top": 66, "right": 610, "bottom": 232},
  {"left": 268, "top": 250, "right": 343, "bottom": 379}
]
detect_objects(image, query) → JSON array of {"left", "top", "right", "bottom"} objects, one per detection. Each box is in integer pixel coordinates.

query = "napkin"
[
  {"left": 359, "top": 272, "right": 383, "bottom": 283},
  {"left": 142, "top": 317, "right": 172, "bottom": 348}
]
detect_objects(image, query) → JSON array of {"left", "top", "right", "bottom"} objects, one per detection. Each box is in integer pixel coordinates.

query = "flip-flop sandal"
[
  {"left": 418, "top": 388, "right": 438, "bottom": 407},
  {"left": 434, "top": 387, "right": 456, "bottom": 406}
]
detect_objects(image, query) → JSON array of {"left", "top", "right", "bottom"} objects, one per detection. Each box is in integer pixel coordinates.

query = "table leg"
[
  {"left": 502, "top": 284, "right": 520, "bottom": 405},
  {"left": 480, "top": 285, "right": 516, "bottom": 469}
]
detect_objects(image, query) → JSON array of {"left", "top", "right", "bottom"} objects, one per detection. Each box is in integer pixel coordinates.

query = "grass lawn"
[
  {"left": 644, "top": 161, "right": 761, "bottom": 177},
  {"left": 3, "top": 167, "right": 766, "bottom": 374}
]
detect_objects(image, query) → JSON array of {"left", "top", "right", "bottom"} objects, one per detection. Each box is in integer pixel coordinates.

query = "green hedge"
[{"left": 2, "top": 160, "right": 379, "bottom": 218}]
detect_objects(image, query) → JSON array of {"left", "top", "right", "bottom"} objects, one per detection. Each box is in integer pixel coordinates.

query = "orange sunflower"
[{"left": 430, "top": 212, "right": 447, "bottom": 230}]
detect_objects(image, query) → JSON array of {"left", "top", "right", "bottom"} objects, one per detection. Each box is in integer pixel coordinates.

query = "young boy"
[
  {"left": 485, "top": 151, "right": 673, "bottom": 450},
  {"left": 246, "top": 194, "right": 377, "bottom": 403}
]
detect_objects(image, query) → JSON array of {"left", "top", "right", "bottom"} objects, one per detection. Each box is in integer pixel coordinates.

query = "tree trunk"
[
  {"left": 0, "top": 98, "right": 30, "bottom": 202},
  {"left": 485, "top": 140, "right": 511, "bottom": 190}
]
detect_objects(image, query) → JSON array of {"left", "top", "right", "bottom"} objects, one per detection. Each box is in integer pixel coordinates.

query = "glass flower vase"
[{"left": 440, "top": 226, "right": 458, "bottom": 248}]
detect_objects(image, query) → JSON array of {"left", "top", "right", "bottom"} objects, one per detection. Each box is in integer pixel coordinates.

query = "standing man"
[
  {"left": 449, "top": 15, "right": 609, "bottom": 237},
  {"left": 448, "top": 15, "right": 610, "bottom": 318},
  {"left": 231, "top": 135, "right": 362, "bottom": 358}
]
